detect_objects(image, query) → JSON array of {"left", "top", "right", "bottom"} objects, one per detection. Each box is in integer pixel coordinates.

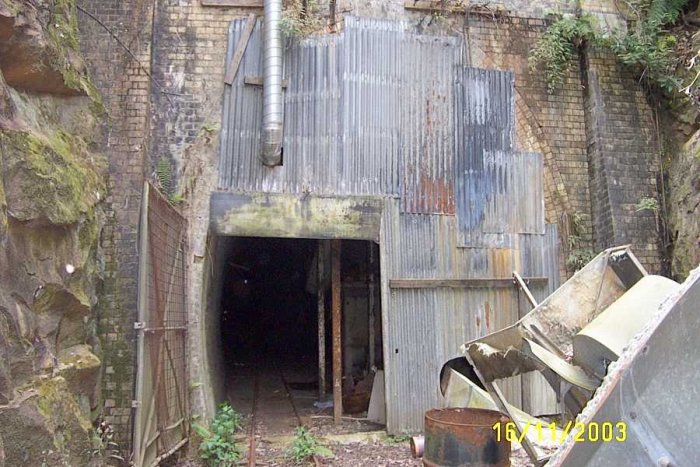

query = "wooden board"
[
  {"left": 389, "top": 277, "right": 548, "bottom": 289},
  {"left": 202, "top": 0, "right": 263, "bottom": 7},
  {"left": 224, "top": 13, "right": 257, "bottom": 85}
]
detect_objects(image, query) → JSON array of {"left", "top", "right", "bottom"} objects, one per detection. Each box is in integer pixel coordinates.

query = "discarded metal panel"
[
  {"left": 441, "top": 368, "right": 562, "bottom": 447},
  {"left": 572, "top": 275, "right": 679, "bottom": 378},
  {"left": 423, "top": 408, "right": 511, "bottom": 467},
  {"left": 461, "top": 247, "right": 645, "bottom": 384},
  {"left": 133, "top": 182, "right": 189, "bottom": 467},
  {"left": 549, "top": 268, "right": 700, "bottom": 467},
  {"left": 445, "top": 246, "right": 687, "bottom": 465}
]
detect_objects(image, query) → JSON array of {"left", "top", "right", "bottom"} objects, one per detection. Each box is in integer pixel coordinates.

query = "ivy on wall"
[{"left": 530, "top": 0, "right": 690, "bottom": 95}]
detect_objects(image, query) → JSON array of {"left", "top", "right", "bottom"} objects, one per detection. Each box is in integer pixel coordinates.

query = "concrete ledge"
[{"left": 210, "top": 192, "right": 384, "bottom": 241}]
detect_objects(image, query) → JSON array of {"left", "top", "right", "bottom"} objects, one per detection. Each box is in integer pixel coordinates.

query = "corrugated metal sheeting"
[
  {"left": 220, "top": 16, "right": 460, "bottom": 208},
  {"left": 219, "top": 17, "right": 561, "bottom": 432}
]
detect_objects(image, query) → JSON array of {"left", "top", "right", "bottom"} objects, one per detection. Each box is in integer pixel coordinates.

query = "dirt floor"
[{"left": 173, "top": 360, "right": 545, "bottom": 466}]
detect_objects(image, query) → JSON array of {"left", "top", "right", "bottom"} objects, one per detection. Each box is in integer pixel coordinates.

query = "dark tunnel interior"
[{"left": 219, "top": 237, "right": 320, "bottom": 368}]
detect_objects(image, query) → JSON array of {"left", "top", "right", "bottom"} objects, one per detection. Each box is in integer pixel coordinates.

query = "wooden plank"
[
  {"left": 513, "top": 271, "right": 538, "bottom": 308},
  {"left": 244, "top": 75, "right": 289, "bottom": 87},
  {"left": 202, "top": 0, "right": 263, "bottom": 7},
  {"left": 224, "top": 13, "right": 257, "bottom": 85},
  {"left": 318, "top": 240, "right": 327, "bottom": 398},
  {"left": 367, "top": 243, "right": 376, "bottom": 370},
  {"left": 389, "top": 277, "right": 548, "bottom": 289},
  {"left": 331, "top": 239, "right": 343, "bottom": 424}
]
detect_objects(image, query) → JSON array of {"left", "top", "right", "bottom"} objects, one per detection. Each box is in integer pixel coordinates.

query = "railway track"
[{"left": 246, "top": 365, "right": 321, "bottom": 467}]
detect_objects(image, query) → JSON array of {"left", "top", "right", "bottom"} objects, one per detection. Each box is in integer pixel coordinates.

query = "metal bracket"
[
  {"left": 131, "top": 400, "right": 141, "bottom": 408},
  {"left": 134, "top": 322, "right": 145, "bottom": 330}
]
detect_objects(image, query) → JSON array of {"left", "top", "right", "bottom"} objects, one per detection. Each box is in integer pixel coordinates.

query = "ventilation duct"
[{"left": 261, "top": 0, "right": 284, "bottom": 166}]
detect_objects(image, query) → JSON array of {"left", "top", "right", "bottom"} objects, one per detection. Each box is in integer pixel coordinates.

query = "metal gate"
[{"left": 133, "top": 182, "right": 189, "bottom": 466}]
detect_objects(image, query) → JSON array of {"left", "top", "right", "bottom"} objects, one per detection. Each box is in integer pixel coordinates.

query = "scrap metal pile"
[{"left": 434, "top": 246, "right": 699, "bottom": 466}]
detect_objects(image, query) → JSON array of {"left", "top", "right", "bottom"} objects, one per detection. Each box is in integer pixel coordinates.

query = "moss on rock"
[
  {"left": 0, "top": 376, "right": 92, "bottom": 466},
  {"left": 0, "top": 128, "right": 105, "bottom": 226}
]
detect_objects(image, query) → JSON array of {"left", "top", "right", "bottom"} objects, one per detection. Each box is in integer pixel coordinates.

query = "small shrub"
[
  {"left": 287, "top": 426, "right": 333, "bottom": 465},
  {"left": 566, "top": 248, "right": 596, "bottom": 271},
  {"left": 192, "top": 403, "right": 242, "bottom": 467},
  {"left": 281, "top": 0, "right": 323, "bottom": 37},
  {"left": 530, "top": 1, "right": 689, "bottom": 94},
  {"left": 635, "top": 196, "right": 659, "bottom": 212},
  {"left": 529, "top": 13, "right": 599, "bottom": 93}
]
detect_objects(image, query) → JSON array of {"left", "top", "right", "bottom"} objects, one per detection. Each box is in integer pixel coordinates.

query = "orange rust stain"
[
  {"left": 417, "top": 175, "right": 455, "bottom": 214},
  {"left": 485, "top": 302, "right": 491, "bottom": 330}
]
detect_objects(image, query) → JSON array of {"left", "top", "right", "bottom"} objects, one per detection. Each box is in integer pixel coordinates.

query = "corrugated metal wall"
[{"left": 219, "top": 17, "right": 561, "bottom": 433}]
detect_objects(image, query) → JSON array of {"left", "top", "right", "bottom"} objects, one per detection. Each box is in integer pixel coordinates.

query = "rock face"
[
  {"left": 670, "top": 131, "right": 700, "bottom": 280},
  {"left": 0, "top": 0, "right": 107, "bottom": 464}
]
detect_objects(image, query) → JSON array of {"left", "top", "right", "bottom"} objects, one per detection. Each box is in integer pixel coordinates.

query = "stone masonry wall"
[
  {"left": 583, "top": 47, "right": 662, "bottom": 272},
  {"left": 77, "top": 0, "right": 154, "bottom": 451}
]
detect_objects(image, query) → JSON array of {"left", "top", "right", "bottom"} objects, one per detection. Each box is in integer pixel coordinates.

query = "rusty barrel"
[{"left": 423, "top": 408, "right": 510, "bottom": 467}]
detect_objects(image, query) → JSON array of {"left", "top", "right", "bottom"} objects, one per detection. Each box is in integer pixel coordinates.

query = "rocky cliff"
[{"left": 0, "top": 0, "right": 107, "bottom": 465}]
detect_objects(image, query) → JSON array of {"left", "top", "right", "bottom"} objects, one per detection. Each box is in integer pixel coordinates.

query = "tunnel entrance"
[{"left": 213, "top": 236, "right": 385, "bottom": 435}]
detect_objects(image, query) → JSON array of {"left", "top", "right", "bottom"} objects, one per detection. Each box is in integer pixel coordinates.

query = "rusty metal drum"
[{"left": 423, "top": 408, "right": 511, "bottom": 467}]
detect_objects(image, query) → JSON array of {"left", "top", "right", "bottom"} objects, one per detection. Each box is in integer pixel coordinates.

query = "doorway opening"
[{"left": 213, "top": 236, "right": 385, "bottom": 435}]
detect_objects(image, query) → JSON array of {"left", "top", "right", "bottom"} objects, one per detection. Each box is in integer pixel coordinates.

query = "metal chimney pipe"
[{"left": 261, "top": 0, "right": 284, "bottom": 166}]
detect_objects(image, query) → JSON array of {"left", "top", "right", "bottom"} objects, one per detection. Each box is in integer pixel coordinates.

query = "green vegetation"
[
  {"left": 636, "top": 196, "right": 660, "bottom": 212},
  {"left": 281, "top": 0, "right": 323, "bottom": 37},
  {"left": 155, "top": 156, "right": 185, "bottom": 205},
  {"left": 286, "top": 426, "right": 333, "bottom": 465},
  {"left": 0, "top": 129, "right": 105, "bottom": 225},
  {"left": 192, "top": 403, "right": 243, "bottom": 467},
  {"left": 385, "top": 434, "right": 412, "bottom": 445},
  {"left": 529, "top": 14, "right": 599, "bottom": 93},
  {"left": 564, "top": 211, "right": 596, "bottom": 272},
  {"left": 531, "top": 1, "right": 690, "bottom": 94}
]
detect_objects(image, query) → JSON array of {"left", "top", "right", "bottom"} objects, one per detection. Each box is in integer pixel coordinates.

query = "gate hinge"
[
  {"left": 134, "top": 322, "right": 145, "bottom": 330},
  {"left": 132, "top": 400, "right": 141, "bottom": 408}
]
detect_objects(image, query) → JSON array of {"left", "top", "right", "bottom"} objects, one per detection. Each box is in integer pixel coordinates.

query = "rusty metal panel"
[
  {"left": 134, "top": 183, "right": 189, "bottom": 467},
  {"left": 454, "top": 68, "right": 515, "bottom": 247},
  {"left": 515, "top": 153, "right": 545, "bottom": 234},
  {"left": 399, "top": 34, "right": 460, "bottom": 214}
]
